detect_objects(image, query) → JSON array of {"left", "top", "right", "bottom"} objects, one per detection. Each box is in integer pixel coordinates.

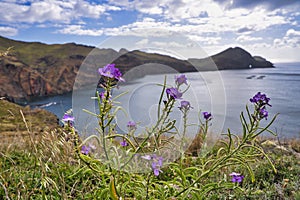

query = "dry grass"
[{"left": 0, "top": 99, "right": 59, "bottom": 151}]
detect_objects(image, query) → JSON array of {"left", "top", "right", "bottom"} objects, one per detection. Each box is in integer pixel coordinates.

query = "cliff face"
[
  {"left": 0, "top": 36, "right": 274, "bottom": 102},
  {"left": 0, "top": 36, "right": 93, "bottom": 102},
  {"left": 0, "top": 54, "right": 83, "bottom": 102}
]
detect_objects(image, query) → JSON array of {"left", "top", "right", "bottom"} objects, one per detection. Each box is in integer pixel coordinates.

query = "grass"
[
  {"left": 0, "top": 36, "right": 92, "bottom": 67},
  {"left": 0, "top": 100, "right": 59, "bottom": 149},
  {"left": 1, "top": 124, "right": 299, "bottom": 199}
]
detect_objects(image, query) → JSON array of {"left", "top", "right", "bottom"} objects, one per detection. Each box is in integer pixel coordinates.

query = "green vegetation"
[
  {"left": 0, "top": 36, "right": 92, "bottom": 67},
  {"left": 0, "top": 100, "right": 58, "bottom": 133},
  {"left": 1, "top": 130, "right": 299, "bottom": 199}
]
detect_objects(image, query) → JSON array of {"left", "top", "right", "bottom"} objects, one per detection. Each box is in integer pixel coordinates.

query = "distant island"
[{"left": 0, "top": 36, "right": 274, "bottom": 103}]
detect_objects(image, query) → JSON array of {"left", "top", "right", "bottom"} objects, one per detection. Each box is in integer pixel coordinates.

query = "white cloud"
[
  {"left": 188, "top": 35, "right": 222, "bottom": 45},
  {"left": 108, "top": 0, "right": 289, "bottom": 34},
  {"left": 0, "top": 26, "right": 18, "bottom": 36},
  {"left": 134, "top": 1, "right": 163, "bottom": 15},
  {"left": 109, "top": 0, "right": 223, "bottom": 19},
  {"left": 104, "top": 0, "right": 290, "bottom": 44},
  {"left": 102, "top": 18, "right": 173, "bottom": 37},
  {"left": 286, "top": 29, "right": 300, "bottom": 36},
  {"left": 236, "top": 35, "right": 263, "bottom": 42},
  {"left": 0, "top": 0, "right": 120, "bottom": 23},
  {"left": 273, "top": 29, "right": 300, "bottom": 48},
  {"left": 246, "top": 43, "right": 299, "bottom": 63},
  {"left": 135, "top": 38, "right": 149, "bottom": 46},
  {"left": 57, "top": 25, "right": 103, "bottom": 36},
  {"left": 151, "top": 41, "right": 186, "bottom": 48}
]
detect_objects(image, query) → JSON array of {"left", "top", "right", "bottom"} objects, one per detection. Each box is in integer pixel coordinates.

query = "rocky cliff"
[{"left": 0, "top": 36, "right": 274, "bottom": 102}]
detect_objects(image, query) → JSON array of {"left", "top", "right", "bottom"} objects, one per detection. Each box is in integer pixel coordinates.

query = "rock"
[{"left": 210, "top": 47, "right": 274, "bottom": 69}]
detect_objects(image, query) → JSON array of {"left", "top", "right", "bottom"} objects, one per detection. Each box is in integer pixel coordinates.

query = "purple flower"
[
  {"left": 120, "top": 140, "right": 128, "bottom": 147},
  {"left": 141, "top": 154, "right": 163, "bottom": 176},
  {"left": 151, "top": 155, "right": 163, "bottom": 176},
  {"left": 127, "top": 121, "right": 137, "bottom": 131},
  {"left": 62, "top": 114, "right": 75, "bottom": 122},
  {"left": 250, "top": 92, "right": 272, "bottom": 120},
  {"left": 250, "top": 92, "right": 271, "bottom": 107},
  {"left": 259, "top": 107, "right": 268, "bottom": 120},
  {"left": 229, "top": 172, "right": 244, "bottom": 183},
  {"left": 166, "top": 87, "right": 182, "bottom": 99},
  {"left": 175, "top": 74, "right": 187, "bottom": 86},
  {"left": 98, "top": 64, "right": 124, "bottom": 82},
  {"left": 153, "top": 168, "right": 161, "bottom": 176},
  {"left": 81, "top": 145, "right": 91, "bottom": 155},
  {"left": 99, "top": 91, "right": 105, "bottom": 99},
  {"left": 179, "top": 100, "right": 192, "bottom": 111},
  {"left": 203, "top": 112, "right": 212, "bottom": 121}
]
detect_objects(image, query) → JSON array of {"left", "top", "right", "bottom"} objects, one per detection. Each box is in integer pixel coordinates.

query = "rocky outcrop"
[
  {"left": 0, "top": 54, "right": 83, "bottom": 103},
  {"left": 0, "top": 36, "right": 274, "bottom": 102},
  {"left": 0, "top": 36, "right": 93, "bottom": 103},
  {"left": 211, "top": 47, "right": 274, "bottom": 69}
]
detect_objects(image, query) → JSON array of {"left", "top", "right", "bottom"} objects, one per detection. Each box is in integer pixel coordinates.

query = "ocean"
[{"left": 28, "top": 63, "right": 300, "bottom": 139}]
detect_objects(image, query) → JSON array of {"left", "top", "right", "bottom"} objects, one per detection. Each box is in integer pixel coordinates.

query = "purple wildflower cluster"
[
  {"left": 250, "top": 92, "right": 271, "bottom": 120},
  {"left": 120, "top": 121, "right": 137, "bottom": 147},
  {"left": 98, "top": 64, "right": 124, "bottom": 82},
  {"left": 81, "top": 144, "right": 96, "bottom": 155},
  {"left": 250, "top": 92, "right": 271, "bottom": 107},
  {"left": 229, "top": 172, "right": 244, "bottom": 183},
  {"left": 166, "top": 74, "right": 195, "bottom": 113},
  {"left": 166, "top": 87, "right": 182, "bottom": 99},
  {"left": 81, "top": 145, "right": 91, "bottom": 155},
  {"left": 127, "top": 121, "right": 137, "bottom": 131},
  {"left": 99, "top": 91, "right": 105, "bottom": 99},
  {"left": 166, "top": 75, "right": 188, "bottom": 100},
  {"left": 142, "top": 154, "right": 163, "bottom": 176},
  {"left": 62, "top": 113, "right": 75, "bottom": 127},
  {"left": 179, "top": 100, "right": 193, "bottom": 111},
  {"left": 120, "top": 140, "right": 128, "bottom": 147},
  {"left": 175, "top": 74, "right": 188, "bottom": 86},
  {"left": 203, "top": 112, "right": 212, "bottom": 121},
  {"left": 62, "top": 114, "right": 75, "bottom": 122}
]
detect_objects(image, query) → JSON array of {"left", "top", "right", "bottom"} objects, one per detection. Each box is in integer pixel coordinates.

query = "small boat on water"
[{"left": 257, "top": 75, "right": 266, "bottom": 79}]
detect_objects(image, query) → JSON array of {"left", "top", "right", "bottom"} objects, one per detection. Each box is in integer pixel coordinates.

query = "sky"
[{"left": 0, "top": 0, "right": 300, "bottom": 62}]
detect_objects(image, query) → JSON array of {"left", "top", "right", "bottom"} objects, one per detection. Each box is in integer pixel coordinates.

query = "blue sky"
[{"left": 0, "top": 0, "right": 300, "bottom": 62}]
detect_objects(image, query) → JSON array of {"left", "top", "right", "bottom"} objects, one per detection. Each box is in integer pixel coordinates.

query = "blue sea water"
[{"left": 28, "top": 63, "right": 300, "bottom": 139}]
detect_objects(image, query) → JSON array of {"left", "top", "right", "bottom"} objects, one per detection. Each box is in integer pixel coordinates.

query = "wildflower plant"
[
  {"left": 64, "top": 64, "right": 278, "bottom": 199},
  {"left": 229, "top": 172, "right": 245, "bottom": 183}
]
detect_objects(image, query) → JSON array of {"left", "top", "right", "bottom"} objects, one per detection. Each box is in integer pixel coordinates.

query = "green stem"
[
  {"left": 98, "top": 80, "right": 113, "bottom": 171},
  {"left": 175, "top": 136, "right": 245, "bottom": 197},
  {"left": 157, "top": 75, "right": 167, "bottom": 119}
]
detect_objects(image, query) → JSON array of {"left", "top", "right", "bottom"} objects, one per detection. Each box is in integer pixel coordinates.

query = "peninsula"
[{"left": 0, "top": 36, "right": 274, "bottom": 102}]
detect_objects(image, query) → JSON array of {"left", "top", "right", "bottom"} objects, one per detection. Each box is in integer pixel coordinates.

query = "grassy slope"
[
  {"left": 0, "top": 132, "right": 299, "bottom": 199},
  {"left": 0, "top": 99, "right": 299, "bottom": 199},
  {"left": 0, "top": 36, "right": 93, "bottom": 66},
  {"left": 0, "top": 99, "right": 59, "bottom": 146}
]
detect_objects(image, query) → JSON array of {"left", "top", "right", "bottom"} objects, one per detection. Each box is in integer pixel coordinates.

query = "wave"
[{"left": 36, "top": 102, "right": 57, "bottom": 108}]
